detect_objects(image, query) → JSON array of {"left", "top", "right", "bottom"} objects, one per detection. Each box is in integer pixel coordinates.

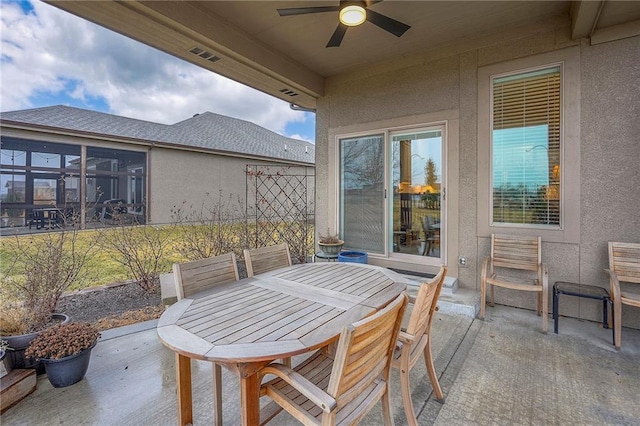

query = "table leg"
[
  {"left": 240, "top": 372, "right": 261, "bottom": 426},
  {"left": 176, "top": 353, "right": 193, "bottom": 426},
  {"left": 553, "top": 287, "right": 559, "bottom": 334}
]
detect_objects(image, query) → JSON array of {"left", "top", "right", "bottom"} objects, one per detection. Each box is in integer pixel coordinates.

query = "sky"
[{"left": 0, "top": 0, "right": 316, "bottom": 143}]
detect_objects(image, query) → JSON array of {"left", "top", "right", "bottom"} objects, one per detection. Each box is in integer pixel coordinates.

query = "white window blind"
[{"left": 492, "top": 66, "right": 561, "bottom": 226}]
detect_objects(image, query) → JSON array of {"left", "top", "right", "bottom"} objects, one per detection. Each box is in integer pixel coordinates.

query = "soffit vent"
[
  {"left": 279, "top": 88, "right": 299, "bottom": 97},
  {"left": 188, "top": 46, "right": 221, "bottom": 63}
]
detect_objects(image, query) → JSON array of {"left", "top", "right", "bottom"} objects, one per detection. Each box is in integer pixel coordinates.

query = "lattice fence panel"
[{"left": 246, "top": 165, "right": 315, "bottom": 263}]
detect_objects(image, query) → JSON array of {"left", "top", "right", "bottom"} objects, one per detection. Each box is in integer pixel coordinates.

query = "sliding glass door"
[
  {"left": 339, "top": 134, "right": 386, "bottom": 254},
  {"left": 338, "top": 125, "right": 446, "bottom": 263},
  {"left": 391, "top": 127, "right": 444, "bottom": 260}
]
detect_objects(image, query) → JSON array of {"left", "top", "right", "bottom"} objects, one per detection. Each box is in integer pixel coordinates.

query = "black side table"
[
  {"left": 315, "top": 252, "right": 339, "bottom": 262},
  {"left": 553, "top": 281, "right": 614, "bottom": 343}
]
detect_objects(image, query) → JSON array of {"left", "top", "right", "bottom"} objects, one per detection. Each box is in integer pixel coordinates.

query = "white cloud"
[{"left": 0, "top": 1, "right": 313, "bottom": 140}]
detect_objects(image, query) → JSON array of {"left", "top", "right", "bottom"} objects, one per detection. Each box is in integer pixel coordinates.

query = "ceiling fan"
[{"left": 277, "top": 1, "right": 411, "bottom": 48}]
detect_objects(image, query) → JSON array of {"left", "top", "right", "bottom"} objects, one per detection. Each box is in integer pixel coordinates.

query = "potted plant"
[
  {"left": 0, "top": 215, "right": 97, "bottom": 372},
  {"left": 25, "top": 322, "right": 100, "bottom": 388},
  {"left": 317, "top": 228, "right": 344, "bottom": 255},
  {"left": 0, "top": 339, "right": 13, "bottom": 378}
]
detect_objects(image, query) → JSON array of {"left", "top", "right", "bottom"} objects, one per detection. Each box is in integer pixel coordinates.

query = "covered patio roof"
[{"left": 46, "top": 1, "right": 640, "bottom": 110}]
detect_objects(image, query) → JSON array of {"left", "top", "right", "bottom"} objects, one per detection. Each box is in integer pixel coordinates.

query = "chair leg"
[
  {"left": 381, "top": 386, "right": 395, "bottom": 426},
  {"left": 213, "top": 364, "right": 222, "bottom": 426},
  {"left": 489, "top": 284, "right": 495, "bottom": 307},
  {"left": 479, "top": 279, "right": 486, "bottom": 320},
  {"left": 424, "top": 339, "right": 444, "bottom": 403},
  {"left": 399, "top": 362, "right": 417, "bottom": 426},
  {"left": 614, "top": 302, "right": 622, "bottom": 350},
  {"left": 541, "top": 290, "right": 548, "bottom": 334}
]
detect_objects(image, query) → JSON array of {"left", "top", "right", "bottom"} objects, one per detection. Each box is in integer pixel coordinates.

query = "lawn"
[
  {"left": 0, "top": 222, "right": 315, "bottom": 293},
  {"left": 0, "top": 227, "right": 184, "bottom": 292}
]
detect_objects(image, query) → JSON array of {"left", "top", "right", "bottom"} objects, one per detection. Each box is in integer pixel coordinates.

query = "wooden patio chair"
[
  {"left": 605, "top": 242, "right": 640, "bottom": 350},
  {"left": 391, "top": 266, "right": 447, "bottom": 426},
  {"left": 172, "top": 252, "right": 239, "bottom": 426},
  {"left": 480, "top": 234, "right": 549, "bottom": 333},
  {"left": 258, "top": 292, "right": 408, "bottom": 426},
  {"left": 244, "top": 243, "right": 292, "bottom": 277}
]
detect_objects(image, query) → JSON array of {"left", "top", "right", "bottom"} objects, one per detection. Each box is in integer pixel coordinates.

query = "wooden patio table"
[{"left": 157, "top": 262, "right": 407, "bottom": 426}]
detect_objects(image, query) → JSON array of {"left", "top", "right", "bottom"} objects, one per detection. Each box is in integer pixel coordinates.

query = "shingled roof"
[{"left": 0, "top": 105, "right": 314, "bottom": 165}]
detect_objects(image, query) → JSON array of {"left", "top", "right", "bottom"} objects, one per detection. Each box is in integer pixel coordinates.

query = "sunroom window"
[{"left": 491, "top": 65, "right": 561, "bottom": 227}]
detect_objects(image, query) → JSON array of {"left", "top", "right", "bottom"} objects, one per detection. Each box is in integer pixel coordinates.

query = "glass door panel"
[
  {"left": 339, "top": 134, "right": 386, "bottom": 254},
  {"left": 391, "top": 128, "right": 443, "bottom": 259}
]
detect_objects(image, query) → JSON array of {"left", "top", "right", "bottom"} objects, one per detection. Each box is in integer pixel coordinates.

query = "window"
[
  {"left": 0, "top": 138, "right": 147, "bottom": 228},
  {"left": 477, "top": 47, "right": 580, "bottom": 243},
  {"left": 491, "top": 66, "right": 561, "bottom": 227}
]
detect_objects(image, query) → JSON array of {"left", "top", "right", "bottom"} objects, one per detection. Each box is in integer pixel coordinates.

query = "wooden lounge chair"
[
  {"left": 605, "top": 242, "right": 640, "bottom": 350},
  {"left": 480, "top": 234, "right": 549, "bottom": 333},
  {"left": 244, "top": 243, "right": 292, "bottom": 277},
  {"left": 172, "top": 252, "right": 239, "bottom": 426},
  {"left": 259, "top": 292, "right": 408, "bottom": 426},
  {"left": 391, "top": 266, "right": 447, "bottom": 426}
]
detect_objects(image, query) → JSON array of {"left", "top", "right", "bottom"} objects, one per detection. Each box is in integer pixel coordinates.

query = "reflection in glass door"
[
  {"left": 391, "top": 128, "right": 444, "bottom": 259},
  {"left": 339, "top": 134, "right": 386, "bottom": 254}
]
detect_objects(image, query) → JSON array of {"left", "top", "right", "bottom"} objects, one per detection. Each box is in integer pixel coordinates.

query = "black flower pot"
[
  {"left": 41, "top": 343, "right": 95, "bottom": 388},
  {"left": 2, "top": 313, "right": 70, "bottom": 375}
]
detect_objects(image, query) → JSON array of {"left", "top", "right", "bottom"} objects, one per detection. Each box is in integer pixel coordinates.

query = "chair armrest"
[
  {"left": 397, "top": 330, "right": 416, "bottom": 345},
  {"left": 481, "top": 256, "right": 491, "bottom": 281},
  {"left": 604, "top": 269, "right": 622, "bottom": 301},
  {"left": 260, "top": 363, "right": 337, "bottom": 413},
  {"left": 540, "top": 263, "right": 549, "bottom": 287}
]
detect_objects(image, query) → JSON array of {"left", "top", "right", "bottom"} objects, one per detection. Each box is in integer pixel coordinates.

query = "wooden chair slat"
[
  {"left": 481, "top": 234, "right": 548, "bottom": 333},
  {"left": 244, "top": 243, "right": 292, "bottom": 277},
  {"left": 608, "top": 241, "right": 640, "bottom": 348},
  {"left": 259, "top": 293, "right": 407, "bottom": 425},
  {"left": 171, "top": 252, "right": 239, "bottom": 426},
  {"left": 390, "top": 266, "right": 446, "bottom": 425}
]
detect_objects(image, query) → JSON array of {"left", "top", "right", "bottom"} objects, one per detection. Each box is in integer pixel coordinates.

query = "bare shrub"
[
  {"left": 1, "top": 215, "right": 98, "bottom": 334},
  {"left": 99, "top": 214, "right": 171, "bottom": 293},
  {"left": 170, "top": 191, "right": 253, "bottom": 261}
]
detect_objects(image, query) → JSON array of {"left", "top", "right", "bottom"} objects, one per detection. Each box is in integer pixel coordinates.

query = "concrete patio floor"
[{"left": 2, "top": 304, "right": 639, "bottom": 425}]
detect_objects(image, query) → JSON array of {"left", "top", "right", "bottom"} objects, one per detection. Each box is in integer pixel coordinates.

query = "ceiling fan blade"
[
  {"left": 366, "top": 9, "right": 411, "bottom": 37},
  {"left": 277, "top": 6, "right": 340, "bottom": 16},
  {"left": 326, "top": 23, "right": 348, "bottom": 48}
]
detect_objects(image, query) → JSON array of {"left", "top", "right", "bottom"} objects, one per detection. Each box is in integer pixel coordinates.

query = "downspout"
[{"left": 290, "top": 103, "right": 316, "bottom": 113}]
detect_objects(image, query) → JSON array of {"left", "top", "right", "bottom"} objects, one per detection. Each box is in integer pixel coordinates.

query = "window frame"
[
  {"left": 490, "top": 63, "right": 562, "bottom": 229},
  {"left": 477, "top": 47, "right": 581, "bottom": 243}
]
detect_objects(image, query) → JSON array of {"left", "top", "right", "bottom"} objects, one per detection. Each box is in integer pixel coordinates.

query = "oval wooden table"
[{"left": 157, "top": 262, "right": 407, "bottom": 426}]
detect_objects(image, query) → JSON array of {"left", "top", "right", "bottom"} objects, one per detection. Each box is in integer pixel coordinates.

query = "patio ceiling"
[{"left": 46, "top": 1, "right": 640, "bottom": 110}]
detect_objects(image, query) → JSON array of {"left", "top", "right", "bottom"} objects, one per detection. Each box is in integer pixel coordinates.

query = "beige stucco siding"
[
  {"left": 149, "top": 147, "right": 313, "bottom": 225},
  {"left": 317, "top": 27, "right": 640, "bottom": 327}
]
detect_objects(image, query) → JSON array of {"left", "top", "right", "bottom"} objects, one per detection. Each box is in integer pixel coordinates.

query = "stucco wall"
[
  {"left": 316, "top": 26, "right": 640, "bottom": 327},
  {"left": 149, "top": 147, "right": 314, "bottom": 225}
]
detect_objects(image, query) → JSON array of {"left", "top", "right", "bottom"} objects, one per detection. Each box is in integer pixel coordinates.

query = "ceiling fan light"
[{"left": 339, "top": 5, "right": 366, "bottom": 26}]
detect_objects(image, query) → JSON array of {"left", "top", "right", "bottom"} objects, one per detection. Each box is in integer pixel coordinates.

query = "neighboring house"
[
  {"left": 0, "top": 105, "right": 315, "bottom": 227},
  {"left": 29, "top": 2, "right": 640, "bottom": 330}
]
